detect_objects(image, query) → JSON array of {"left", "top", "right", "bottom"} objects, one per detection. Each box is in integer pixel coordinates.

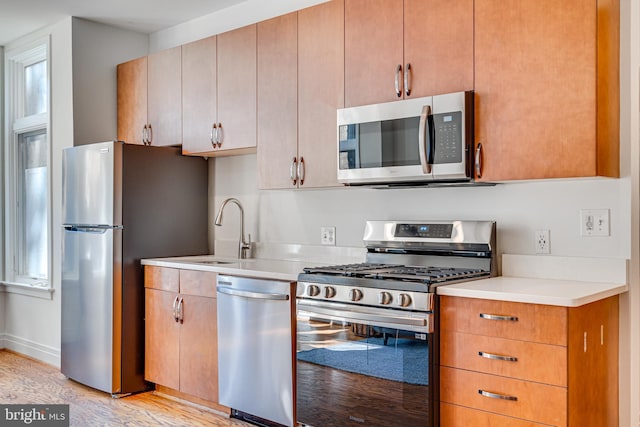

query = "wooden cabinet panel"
[
  {"left": 217, "top": 24, "right": 257, "bottom": 151},
  {"left": 144, "top": 267, "right": 219, "bottom": 404},
  {"left": 144, "top": 266, "right": 179, "bottom": 292},
  {"left": 117, "top": 56, "right": 147, "bottom": 145},
  {"left": 441, "top": 402, "right": 548, "bottom": 427},
  {"left": 440, "top": 366, "right": 567, "bottom": 426},
  {"left": 404, "top": 0, "right": 473, "bottom": 97},
  {"left": 147, "top": 46, "right": 182, "bottom": 146},
  {"left": 297, "top": 0, "right": 344, "bottom": 189},
  {"left": 179, "top": 270, "right": 217, "bottom": 298},
  {"left": 145, "top": 288, "right": 180, "bottom": 390},
  {"left": 182, "top": 36, "right": 217, "bottom": 155},
  {"left": 257, "top": 13, "right": 298, "bottom": 189},
  {"left": 345, "top": 0, "right": 403, "bottom": 106},
  {"left": 474, "top": 0, "right": 597, "bottom": 180},
  {"left": 179, "top": 294, "right": 218, "bottom": 402},
  {"left": 440, "top": 296, "right": 567, "bottom": 345},
  {"left": 441, "top": 330, "right": 567, "bottom": 386}
]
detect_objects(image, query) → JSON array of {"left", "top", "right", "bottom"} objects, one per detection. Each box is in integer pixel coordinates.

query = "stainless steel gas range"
[{"left": 296, "top": 220, "right": 496, "bottom": 427}]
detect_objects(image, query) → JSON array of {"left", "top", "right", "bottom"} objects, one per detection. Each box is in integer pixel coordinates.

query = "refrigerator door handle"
[{"left": 63, "top": 225, "right": 123, "bottom": 233}]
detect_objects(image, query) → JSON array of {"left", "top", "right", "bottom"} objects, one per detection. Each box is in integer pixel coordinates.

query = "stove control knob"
[
  {"left": 307, "top": 285, "right": 320, "bottom": 297},
  {"left": 324, "top": 286, "right": 337, "bottom": 299},
  {"left": 398, "top": 293, "right": 412, "bottom": 307},
  {"left": 349, "top": 289, "right": 363, "bottom": 302},
  {"left": 378, "top": 291, "right": 393, "bottom": 305}
]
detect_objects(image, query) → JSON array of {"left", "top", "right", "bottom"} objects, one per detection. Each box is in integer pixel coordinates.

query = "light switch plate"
[
  {"left": 321, "top": 226, "right": 336, "bottom": 245},
  {"left": 580, "top": 209, "right": 610, "bottom": 236}
]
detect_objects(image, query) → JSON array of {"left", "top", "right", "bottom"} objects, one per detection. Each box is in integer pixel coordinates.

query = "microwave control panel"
[{"left": 433, "top": 111, "right": 462, "bottom": 164}]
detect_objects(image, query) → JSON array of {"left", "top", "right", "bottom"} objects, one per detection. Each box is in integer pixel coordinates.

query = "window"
[{"left": 3, "top": 38, "right": 51, "bottom": 292}]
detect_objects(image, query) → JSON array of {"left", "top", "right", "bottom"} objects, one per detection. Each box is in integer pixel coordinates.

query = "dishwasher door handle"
[{"left": 217, "top": 286, "right": 290, "bottom": 301}]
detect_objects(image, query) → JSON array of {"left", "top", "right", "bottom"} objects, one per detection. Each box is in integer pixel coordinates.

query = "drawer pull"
[
  {"left": 479, "top": 351, "right": 518, "bottom": 362},
  {"left": 479, "top": 313, "right": 518, "bottom": 322},
  {"left": 478, "top": 389, "right": 518, "bottom": 401}
]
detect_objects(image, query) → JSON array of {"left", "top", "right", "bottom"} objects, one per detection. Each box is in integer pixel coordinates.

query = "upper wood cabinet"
[
  {"left": 258, "top": 1, "right": 344, "bottom": 190},
  {"left": 257, "top": 12, "right": 298, "bottom": 189},
  {"left": 182, "top": 36, "right": 217, "bottom": 155},
  {"left": 182, "top": 25, "right": 257, "bottom": 156},
  {"left": 474, "top": 0, "right": 619, "bottom": 181},
  {"left": 117, "top": 47, "right": 181, "bottom": 146},
  {"left": 216, "top": 24, "right": 257, "bottom": 153},
  {"left": 344, "top": 0, "right": 473, "bottom": 107}
]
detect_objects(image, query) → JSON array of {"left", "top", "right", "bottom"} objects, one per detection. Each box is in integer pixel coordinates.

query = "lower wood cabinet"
[
  {"left": 440, "top": 295, "right": 619, "bottom": 426},
  {"left": 144, "top": 266, "right": 220, "bottom": 406}
]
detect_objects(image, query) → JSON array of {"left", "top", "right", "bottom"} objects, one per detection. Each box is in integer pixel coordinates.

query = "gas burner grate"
[{"left": 302, "top": 263, "right": 403, "bottom": 277}]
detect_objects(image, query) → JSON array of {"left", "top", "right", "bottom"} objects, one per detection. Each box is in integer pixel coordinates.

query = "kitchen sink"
[{"left": 194, "top": 260, "right": 235, "bottom": 265}]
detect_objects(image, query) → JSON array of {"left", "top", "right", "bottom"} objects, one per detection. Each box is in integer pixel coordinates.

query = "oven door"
[{"left": 296, "top": 299, "right": 437, "bottom": 427}]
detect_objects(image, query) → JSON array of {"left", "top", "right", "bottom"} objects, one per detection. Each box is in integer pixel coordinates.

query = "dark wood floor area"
[{"left": 0, "top": 350, "right": 251, "bottom": 427}]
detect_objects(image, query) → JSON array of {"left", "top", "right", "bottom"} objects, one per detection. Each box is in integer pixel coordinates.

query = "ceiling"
[{"left": 0, "top": 0, "right": 247, "bottom": 46}]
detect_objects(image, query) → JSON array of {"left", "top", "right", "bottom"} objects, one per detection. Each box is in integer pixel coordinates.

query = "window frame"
[{"left": 3, "top": 37, "right": 53, "bottom": 298}]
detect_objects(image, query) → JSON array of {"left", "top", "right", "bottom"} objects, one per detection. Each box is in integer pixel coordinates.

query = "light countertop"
[
  {"left": 142, "top": 252, "right": 629, "bottom": 307},
  {"left": 141, "top": 255, "right": 328, "bottom": 282},
  {"left": 436, "top": 276, "right": 628, "bottom": 307}
]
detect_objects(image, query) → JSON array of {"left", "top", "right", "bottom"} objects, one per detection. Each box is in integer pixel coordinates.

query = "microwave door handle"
[{"left": 418, "top": 105, "right": 432, "bottom": 174}]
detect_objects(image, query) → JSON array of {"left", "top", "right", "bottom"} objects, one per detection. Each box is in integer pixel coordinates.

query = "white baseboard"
[{"left": 1, "top": 333, "right": 60, "bottom": 368}]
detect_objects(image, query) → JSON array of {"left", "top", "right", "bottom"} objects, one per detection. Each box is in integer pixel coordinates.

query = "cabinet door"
[
  {"left": 180, "top": 294, "right": 218, "bottom": 402},
  {"left": 145, "top": 288, "right": 180, "bottom": 390},
  {"left": 182, "top": 36, "right": 217, "bottom": 155},
  {"left": 474, "top": 0, "right": 596, "bottom": 181},
  {"left": 297, "top": 0, "right": 344, "bottom": 189},
  {"left": 257, "top": 13, "right": 298, "bottom": 189},
  {"left": 147, "top": 46, "right": 182, "bottom": 146},
  {"left": 404, "top": 0, "right": 473, "bottom": 97},
  {"left": 117, "top": 56, "right": 147, "bottom": 145},
  {"left": 345, "top": 0, "right": 403, "bottom": 107},
  {"left": 217, "top": 24, "right": 257, "bottom": 152}
]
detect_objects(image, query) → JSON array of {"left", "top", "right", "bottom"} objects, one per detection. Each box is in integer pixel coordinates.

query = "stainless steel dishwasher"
[{"left": 217, "top": 275, "right": 295, "bottom": 427}]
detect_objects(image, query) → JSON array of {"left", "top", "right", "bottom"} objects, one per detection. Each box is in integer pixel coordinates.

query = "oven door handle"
[{"left": 297, "top": 299, "right": 432, "bottom": 332}]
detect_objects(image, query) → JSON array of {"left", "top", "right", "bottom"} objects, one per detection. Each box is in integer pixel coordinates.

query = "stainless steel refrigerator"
[{"left": 61, "top": 141, "right": 208, "bottom": 395}]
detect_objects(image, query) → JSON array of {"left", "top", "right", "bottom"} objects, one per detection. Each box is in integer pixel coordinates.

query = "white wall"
[
  {"left": 0, "top": 45, "right": 5, "bottom": 346},
  {"left": 71, "top": 18, "right": 148, "bottom": 145}
]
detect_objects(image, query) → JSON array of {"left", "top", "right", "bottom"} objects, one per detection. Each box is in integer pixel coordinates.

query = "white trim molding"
[{"left": 1, "top": 333, "right": 60, "bottom": 368}]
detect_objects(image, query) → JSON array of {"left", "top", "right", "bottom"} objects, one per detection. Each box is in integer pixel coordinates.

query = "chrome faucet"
[{"left": 214, "top": 198, "right": 251, "bottom": 259}]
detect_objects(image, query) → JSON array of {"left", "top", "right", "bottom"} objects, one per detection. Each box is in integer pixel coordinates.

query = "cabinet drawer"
[
  {"left": 441, "top": 402, "right": 550, "bottom": 427},
  {"left": 440, "top": 296, "right": 567, "bottom": 345},
  {"left": 179, "top": 270, "right": 217, "bottom": 298},
  {"left": 441, "top": 331, "right": 567, "bottom": 386},
  {"left": 144, "top": 266, "right": 179, "bottom": 292},
  {"left": 440, "top": 367, "right": 566, "bottom": 426}
]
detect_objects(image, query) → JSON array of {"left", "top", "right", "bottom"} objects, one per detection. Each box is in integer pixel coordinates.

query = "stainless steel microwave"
[{"left": 337, "top": 91, "right": 474, "bottom": 185}]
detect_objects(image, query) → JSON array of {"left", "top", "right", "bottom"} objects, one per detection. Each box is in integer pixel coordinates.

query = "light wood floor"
[{"left": 0, "top": 350, "right": 252, "bottom": 427}]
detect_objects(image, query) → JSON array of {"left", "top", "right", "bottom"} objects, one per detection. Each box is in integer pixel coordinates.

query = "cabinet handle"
[
  {"left": 475, "top": 143, "right": 483, "bottom": 178},
  {"left": 210, "top": 123, "right": 217, "bottom": 147},
  {"left": 216, "top": 123, "right": 223, "bottom": 147},
  {"left": 298, "top": 156, "right": 305, "bottom": 186},
  {"left": 142, "top": 125, "right": 147, "bottom": 145},
  {"left": 147, "top": 124, "right": 153, "bottom": 145},
  {"left": 177, "top": 297, "right": 184, "bottom": 324},
  {"left": 172, "top": 296, "right": 179, "bottom": 322},
  {"left": 478, "top": 389, "right": 518, "bottom": 401},
  {"left": 404, "top": 63, "right": 412, "bottom": 97},
  {"left": 290, "top": 157, "right": 298, "bottom": 185},
  {"left": 479, "top": 351, "right": 518, "bottom": 362},
  {"left": 395, "top": 64, "right": 402, "bottom": 97},
  {"left": 479, "top": 313, "right": 518, "bottom": 322}
]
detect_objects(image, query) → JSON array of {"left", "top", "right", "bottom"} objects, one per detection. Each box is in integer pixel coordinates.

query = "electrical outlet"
[
  {"left": 580, "top": 209, "right": 610, "bottom": 236},
  {"left": 535, "top": 229, "right": 550, "bottom": 254},
  {"left": 321, "top": 226, "right": 336, "bottom": 245}
]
